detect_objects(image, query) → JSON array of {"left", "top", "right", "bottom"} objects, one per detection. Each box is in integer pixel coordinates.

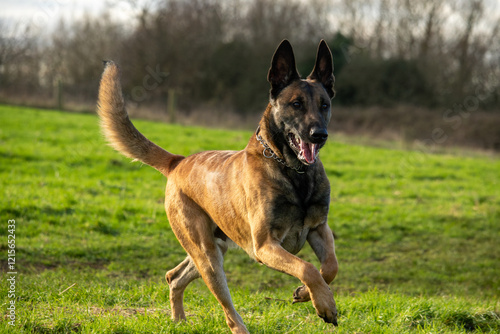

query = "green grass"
[{"left": 1, "top": 104, "right": 499, "bottom": 333}]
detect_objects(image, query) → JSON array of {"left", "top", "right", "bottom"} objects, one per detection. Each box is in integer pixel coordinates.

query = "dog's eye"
[
  {"left": 321, "top": 103, "right": 329, "bottom": 110},
  {"left": 292, "top": 101, "right": 302, "bottom": 109}
]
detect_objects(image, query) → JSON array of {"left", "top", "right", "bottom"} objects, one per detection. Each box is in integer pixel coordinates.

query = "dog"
[{"left": 97, "top": 39, "right": 339, "bottom": 333}]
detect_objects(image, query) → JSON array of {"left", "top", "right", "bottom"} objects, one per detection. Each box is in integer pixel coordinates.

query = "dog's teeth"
[
  {"left": 289, "top": 133, "right": 320, "bottom": 165},
  {"left": 298, "top": 142, "right": 318, "bottom": 164},
  {"left": 290, "top": 133, "right": 301, "bottom": 148}
]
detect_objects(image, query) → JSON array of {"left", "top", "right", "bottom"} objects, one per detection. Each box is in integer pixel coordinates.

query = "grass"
[{"left": 0, "top": 104, "right": 499, "bottom": 333}]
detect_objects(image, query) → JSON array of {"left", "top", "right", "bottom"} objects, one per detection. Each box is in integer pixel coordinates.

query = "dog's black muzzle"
[{"left": 309, "top": 126, "right": 328, "bottom": 145}]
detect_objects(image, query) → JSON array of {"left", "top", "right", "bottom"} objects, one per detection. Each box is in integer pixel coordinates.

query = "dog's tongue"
[{"left": 300, "top": 142, "right": 318, "bottom": 164}]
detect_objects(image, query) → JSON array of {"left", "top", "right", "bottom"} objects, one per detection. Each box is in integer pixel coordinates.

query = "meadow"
[{"left": 1, "top": 104, "right": 499, "bottom": 333}]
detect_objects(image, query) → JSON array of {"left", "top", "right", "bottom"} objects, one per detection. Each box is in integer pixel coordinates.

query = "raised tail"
[{"left": 97, "top": 61, "right": 184, "bottom": 177}]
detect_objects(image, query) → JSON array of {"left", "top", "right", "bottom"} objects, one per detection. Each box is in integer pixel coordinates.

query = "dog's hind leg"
[
  {"left": 166, "top": 194, "right": 249, "bottom": 334},
  {"left": 166, "top": 233, "right": 230, "bottom": 322},
  {"left": 166, "top": 255, "right": 200, "bottom": 321},
  {"left": 189, "top": 240, "right": 247, "bottom": 334}
]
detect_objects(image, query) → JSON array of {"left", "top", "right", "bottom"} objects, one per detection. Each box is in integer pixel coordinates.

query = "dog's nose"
[{"left": 310, "top": 127, "right": 328, "bottom": 142}]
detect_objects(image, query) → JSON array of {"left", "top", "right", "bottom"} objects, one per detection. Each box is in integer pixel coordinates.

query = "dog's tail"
[{"left": 97, "top": 61, "right": 184, "bottom": 177}]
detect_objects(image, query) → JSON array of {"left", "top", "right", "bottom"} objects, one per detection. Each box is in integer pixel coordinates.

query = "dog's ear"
[
  {"left": 268, "top": 40, "right": 300, "bottom": 98},
  {"left": 308, "top": 40, "right": 335, "bottom": 98}
]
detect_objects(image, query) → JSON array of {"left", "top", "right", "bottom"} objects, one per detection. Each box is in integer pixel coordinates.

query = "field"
[{"left": 1, "top": 104, "right": 499, "bottom": 333}]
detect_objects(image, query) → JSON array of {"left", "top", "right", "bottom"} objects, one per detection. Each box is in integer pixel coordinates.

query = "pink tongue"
[{"left": 300, "top": 142, "right": 318, "bottom": 164}]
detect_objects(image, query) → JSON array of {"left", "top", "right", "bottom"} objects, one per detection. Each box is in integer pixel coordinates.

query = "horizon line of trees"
[{"left": 1, "top": 0, "right": 499, "bottom": 115}]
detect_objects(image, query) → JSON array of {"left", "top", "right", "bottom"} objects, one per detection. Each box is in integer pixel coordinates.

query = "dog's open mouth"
[{"left": 288, "top": 133, "right": 320, "bottom": 165}]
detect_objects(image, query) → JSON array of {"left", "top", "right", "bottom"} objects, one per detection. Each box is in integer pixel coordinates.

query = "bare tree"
[
  {"left": 0, "top": 20, "right": 39, "bottom": 94},
  {"left": 2, "top": 0, "right": 499, "bottom": 112},
  {"left": 43, "top": 13, "right": 125, "bottom": 103}
]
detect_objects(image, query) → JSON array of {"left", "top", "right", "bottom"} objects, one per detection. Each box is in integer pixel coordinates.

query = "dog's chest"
[{"left": 270, "top": 175, "right": 329, "bottom": 254}]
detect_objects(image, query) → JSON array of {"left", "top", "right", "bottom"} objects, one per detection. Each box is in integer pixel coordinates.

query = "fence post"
[
  {"left": 167, "top": 89, "right": 176, "bottom": 123},
  {"left": 57, "top": 79, "right": 64, "bottom": 111}
]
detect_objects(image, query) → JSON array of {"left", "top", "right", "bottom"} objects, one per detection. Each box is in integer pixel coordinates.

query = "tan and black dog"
[{"left": 97, "top": 39, "right": 339, "bottom": 333}]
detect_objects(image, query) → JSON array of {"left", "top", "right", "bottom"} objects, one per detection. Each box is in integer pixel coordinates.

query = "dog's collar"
[{"left": 255, "top": 126, "right": 305, "bottom": 174}]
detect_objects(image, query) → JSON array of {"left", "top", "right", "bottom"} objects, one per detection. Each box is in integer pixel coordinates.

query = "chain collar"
[{"left": 255, "top": 126, "right": 305, "bottom": 174}]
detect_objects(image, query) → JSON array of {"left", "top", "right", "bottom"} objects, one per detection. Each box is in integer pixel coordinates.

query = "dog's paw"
[
  {"left": 318, "top": 309, "right": 338, "bottom": 326},
  {"left": 310, "top": 285, "right": 338, "bottom": 326},
  {"left": 292, "top": 285, "right": 311, "bottom": 304},
  {"left": 316, "top": 298, "right": 338, "bottom": 326}
]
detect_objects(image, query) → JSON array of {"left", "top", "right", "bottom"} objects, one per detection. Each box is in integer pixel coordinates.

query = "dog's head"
[{"left": 267, "top": 40, "right": 334, "bottom": 166}]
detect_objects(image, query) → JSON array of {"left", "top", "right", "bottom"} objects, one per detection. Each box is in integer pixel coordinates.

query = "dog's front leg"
[
  {"left": 253, "top": 234, "right": 338, "bottom": 325},
  {"left": 293, "top": 222, "right": 338, "bottom": 304}
]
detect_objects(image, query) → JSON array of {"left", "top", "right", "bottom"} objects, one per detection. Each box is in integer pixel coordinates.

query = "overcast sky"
[
  {"left": 0, "top": 0, "right": 136, "bottom": 31},
  {"left": 2, "top": 0, "right": 499, "bottom": 35}
]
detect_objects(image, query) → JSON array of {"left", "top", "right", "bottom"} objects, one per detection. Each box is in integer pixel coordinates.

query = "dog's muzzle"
[{"left": 288, "top": 127, "right": 327, "bottom": 165}]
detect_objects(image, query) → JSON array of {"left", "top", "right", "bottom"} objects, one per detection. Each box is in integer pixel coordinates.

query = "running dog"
[{"left": 97, "top": 39, "right": 339, "bottom": 333}]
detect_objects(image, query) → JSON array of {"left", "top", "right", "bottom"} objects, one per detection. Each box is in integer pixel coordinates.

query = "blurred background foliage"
[{"left": 1, "top": 0, "right": 499, "bottom": 149}]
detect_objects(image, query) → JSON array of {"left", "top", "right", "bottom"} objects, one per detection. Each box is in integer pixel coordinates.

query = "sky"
[
  {"left": 1, "top": 0, "right": 499, "bottom": 35},
  {"left": 0, "top": 0, "right": 136, "bottom": 31}
]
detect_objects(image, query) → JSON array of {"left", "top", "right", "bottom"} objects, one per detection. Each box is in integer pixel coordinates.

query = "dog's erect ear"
[
  {"left": 308, "top": 40, "right": 335, "bottom": 98},
  {"left": 268, "top": 40, "right": 300, "bottom": 98}
]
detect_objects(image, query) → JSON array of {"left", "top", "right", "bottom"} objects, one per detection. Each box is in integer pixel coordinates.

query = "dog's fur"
[{"left": 97, "top": 40, "right": 339, "bottom": 333}]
